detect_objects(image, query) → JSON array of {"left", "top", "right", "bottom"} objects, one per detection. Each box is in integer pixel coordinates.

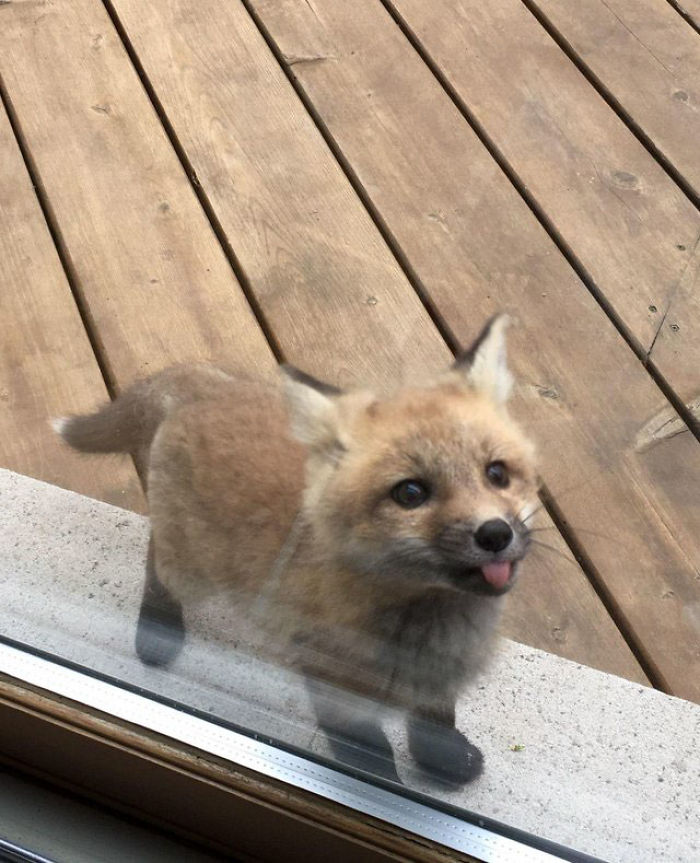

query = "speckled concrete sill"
[{"left": 0, "top": 468, "right": 697, "bottom": 863}]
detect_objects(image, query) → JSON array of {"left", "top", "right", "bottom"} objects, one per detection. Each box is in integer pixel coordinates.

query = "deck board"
[
  {"left": 0, "top": 101, "right": 143, "bottom": 511},
  {"left": 2, "top": 0, "right": 698, "bottom": 694},
  {"left": 103, "top": 0, "right": 448, "bottom": 390},
  {"left": 529, "top": 0, "right": 700, "bottom": 198},
  {"left": 668, "top": 0, "right": 700, "bottom": 30},
  {"left": 242, "top": 0, "right": 699, "bottom": 698},
  {"left": 0, "top": 0, "right": 276, "bottom": 392},
  {"left": 386, "top": 0, "right": 700, "bottom": 409},
  {"left": 98, "top": 0, "right": 649, "bottom": 684},
  {"left": 108, "top": 0, "right": 449, "bottom": 390}
]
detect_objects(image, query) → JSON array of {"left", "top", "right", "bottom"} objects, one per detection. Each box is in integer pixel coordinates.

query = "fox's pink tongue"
[{"left": 481, "top": 561, "right": 512, "bottom": 588}]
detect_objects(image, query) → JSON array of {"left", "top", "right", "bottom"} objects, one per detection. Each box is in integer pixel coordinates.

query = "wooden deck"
[{"left": 1, "top": 0, "right": 698, "bottom": 702}]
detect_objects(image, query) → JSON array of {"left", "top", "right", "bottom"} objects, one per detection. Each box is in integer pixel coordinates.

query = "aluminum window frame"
[{"left": 0, "top": 639, "right": 605, "bottom": 863}]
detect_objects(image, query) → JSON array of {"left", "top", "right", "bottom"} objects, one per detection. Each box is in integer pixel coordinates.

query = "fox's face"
[{"left": 283, "top": 316, "right": 538, "bottom": 596}]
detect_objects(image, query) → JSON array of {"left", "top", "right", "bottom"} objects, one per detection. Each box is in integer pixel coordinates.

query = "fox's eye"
[
  {"left": 486, "top": 460, "right": 509, "bottom": 488},
  {"left": 391, "top": 479, "right": 430, "bottom": 509}
]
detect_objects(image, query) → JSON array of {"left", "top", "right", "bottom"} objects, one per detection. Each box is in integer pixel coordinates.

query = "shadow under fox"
[{"left": 56, "top": 315, "right": 538, "bottom": 785}]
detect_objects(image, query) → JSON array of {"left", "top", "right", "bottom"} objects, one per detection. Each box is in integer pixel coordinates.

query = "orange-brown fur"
[{"left": 57, "top": 316, "right": 539, "bottom": 783}]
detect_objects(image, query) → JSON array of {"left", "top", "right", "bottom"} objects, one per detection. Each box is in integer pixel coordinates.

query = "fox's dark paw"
[
  {"left": 408, "top": 718, "right": 484, "bottom": 786},
  {"left": 135, "top": 604, "right": 185, "bottom": 667},
  {"left": 324, "top": 720, "right": 402, "bottom": 785}
]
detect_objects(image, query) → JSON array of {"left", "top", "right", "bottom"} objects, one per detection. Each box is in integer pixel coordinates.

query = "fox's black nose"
[{"left": 475, "top": 519, "right": 513, "bottom": 553}]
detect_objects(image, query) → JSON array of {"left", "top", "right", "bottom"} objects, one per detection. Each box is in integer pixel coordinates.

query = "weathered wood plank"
[
  {"left": 386, "top": 0, "right": 700, "bottom": 410},
  {"left": 103, "top": 0, "right": 648, "bottom": 684},
  {"left": 0, "top": 0, "right": 276, "bottom": 400},
  {"left": 527, "top": 0, "right": 700, "bottom": 404},
  {"left": 0, "top": 101, "right": 143, "bottom": 511},
  {"left": 667, "top": 0, "right": 700, "bottom": 30},
  {"left": 237, "top": 0, "right": 700, "bottom": 695},
  {"left": 530, "top": 0, "right": 700, "bottom": 198}
]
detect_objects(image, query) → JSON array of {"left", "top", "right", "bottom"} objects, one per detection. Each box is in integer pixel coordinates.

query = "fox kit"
[{"left": 56, "top": 315, "right": 538, "bottom": 785}]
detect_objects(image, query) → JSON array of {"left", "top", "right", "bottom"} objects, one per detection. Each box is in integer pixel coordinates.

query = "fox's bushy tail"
[
  {"left": 54, "top": 377, "right": 167, "bottom": 456},
  {"left": 54, "top": 364, "right": 232, "bottom": 459}
]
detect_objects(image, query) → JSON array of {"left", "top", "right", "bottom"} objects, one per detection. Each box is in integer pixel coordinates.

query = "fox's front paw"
[
  {"left": 408, "top": 718, "right": 484, "bottom": 785},
  {"left": 135, "top": 602, "right": 185, "bottom": 667}
]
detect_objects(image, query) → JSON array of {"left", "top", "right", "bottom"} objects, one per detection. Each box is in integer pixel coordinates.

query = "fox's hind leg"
[
  {"left": 135, "top": 536, "right": 186, "bottom": 667},
  {"left": 305, "top": 676, "right": 401, "bottom": 784}
]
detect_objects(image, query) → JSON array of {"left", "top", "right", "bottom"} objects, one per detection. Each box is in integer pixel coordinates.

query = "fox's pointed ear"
[
  {"left": 453, "top": 314, "right": 513, "bottom": 404},
  {"left": 281, "top": 365, "right": 344, "bottom": 450}
]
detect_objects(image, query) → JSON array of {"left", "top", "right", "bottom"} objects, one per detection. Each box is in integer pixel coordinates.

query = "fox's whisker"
[
  {"left": 526, "top": 525, "right": 614, "bottom": 543},
  {"left": 529, "top": 539, "right": 580, "bottom": 569},
  {"left": 521, "top": 503, "right": 544, "bottom": 523},
  {"left": 521, "top": 476, "right": 600, "bottom": 525}
]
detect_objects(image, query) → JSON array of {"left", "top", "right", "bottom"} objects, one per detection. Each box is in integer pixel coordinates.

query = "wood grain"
[
  {"left": 0, "top": 0, "right": 627, "bottom": 684},
  {"left": 387, "top": 0, "right": 700, "bottom": 408},
  {"left": 667, "top": 0, "right": 700, "bottom": 30},
  {"left": 108, "top": 0, "right": 450, "bottom": 391},
  {"left": 531, "top": 0, "right": 700, "bottom": 197},
  {"left": 0, "top": 0, "right": 276, "bottom": 399},
  {"left": 240, "top": 0, "right": 700, "bottom": 696},
  {"left": 104, "top": 0, "right": 648, "bottom": 684},
  {"left": 0, "top": 101, "right": 143, "bottom": 511}
]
